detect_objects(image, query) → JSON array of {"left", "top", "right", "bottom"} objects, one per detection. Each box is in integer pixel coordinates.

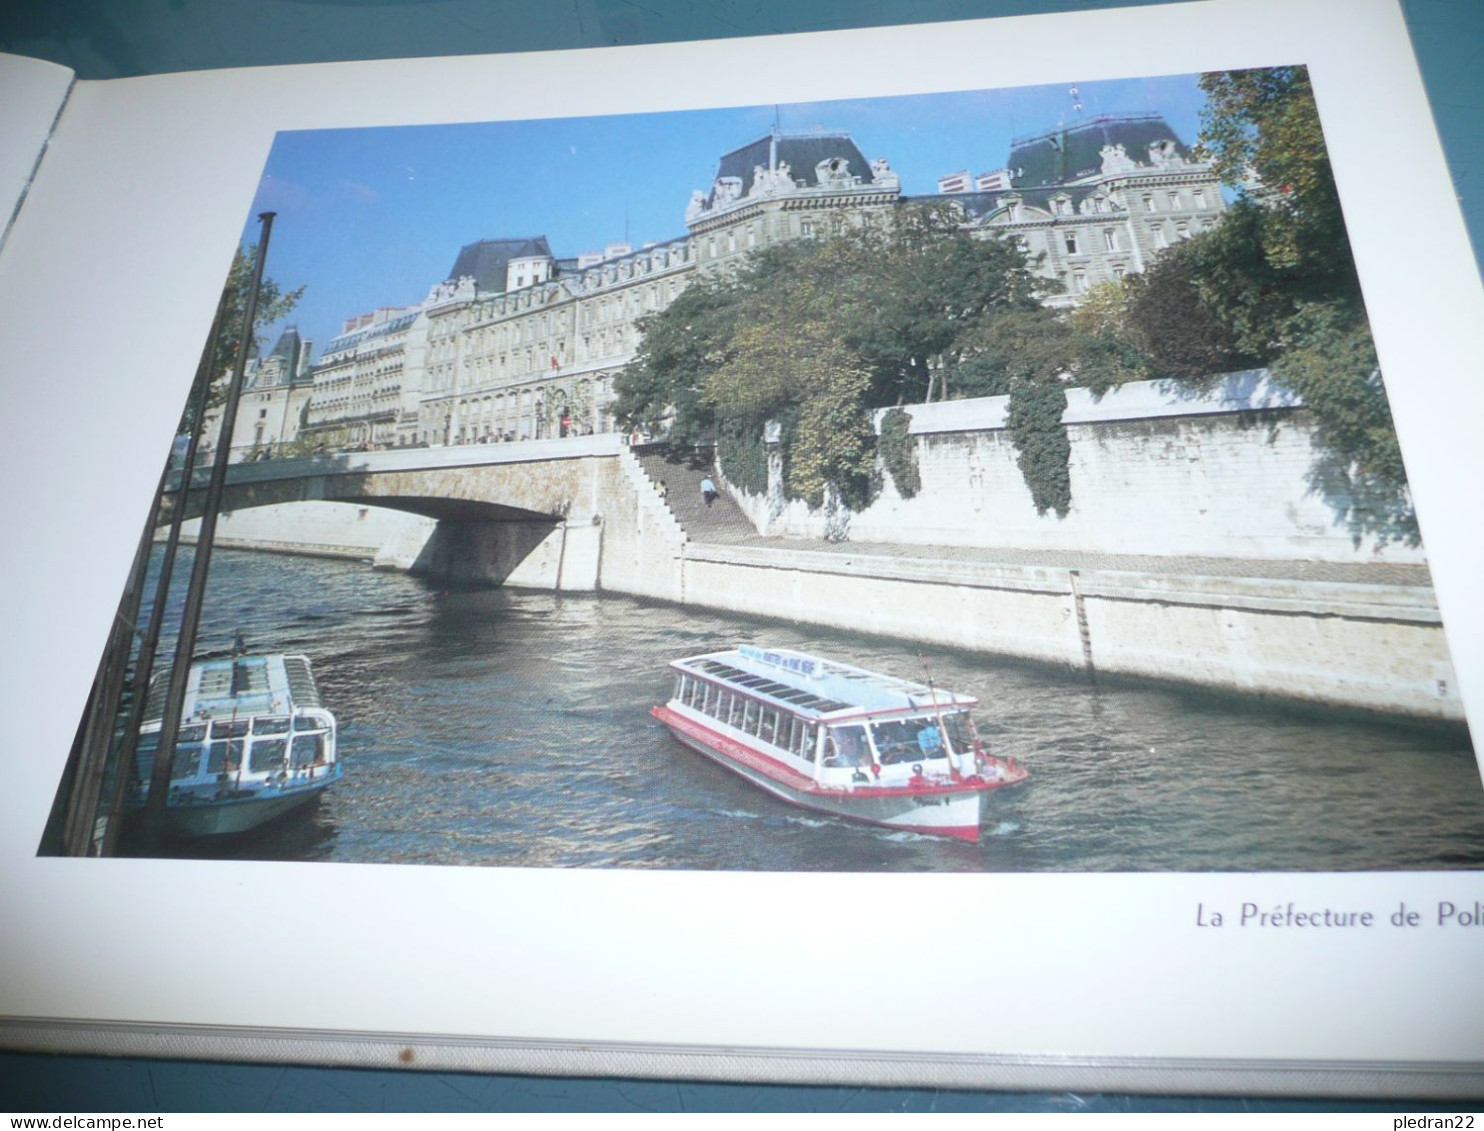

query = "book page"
[
  {"left": 0, "top": 52, "right": 73, "bottom": 253},
  {"left": 0, "top": 0, "right": 1480, "bottom": 1093}
]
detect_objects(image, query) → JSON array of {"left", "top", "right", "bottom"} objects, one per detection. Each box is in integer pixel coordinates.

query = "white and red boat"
[{"left": 652, "top": 646, "right": 1027, "bottom": 841}]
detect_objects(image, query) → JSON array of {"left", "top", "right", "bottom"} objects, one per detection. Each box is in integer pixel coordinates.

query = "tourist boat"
[
  {"left": 129, "top": 653, "right": 341, "bottom": 837},
  {"left": 652, "top": 646, "right": 1027, "bottom": 841}
]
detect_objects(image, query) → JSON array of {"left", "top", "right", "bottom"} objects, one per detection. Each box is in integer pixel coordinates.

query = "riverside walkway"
[{"left": 634, "top": 448, "right": 1433, "bottom": 589}]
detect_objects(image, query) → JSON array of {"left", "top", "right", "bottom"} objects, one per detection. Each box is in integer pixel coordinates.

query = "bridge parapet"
[{"left": 168, "top": 433, "right": 625, "bottom": 493}]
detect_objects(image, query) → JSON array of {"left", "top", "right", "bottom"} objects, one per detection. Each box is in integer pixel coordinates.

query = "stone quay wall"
[
  {"left": 673, "top": 543, "right": 1457, "bottom": 723},
  {"left": 169, "top": 404, "right": 1457, "bottom": 720},
  {"left": 731, "top": 371, "right": 1425, "bottom": 565}
]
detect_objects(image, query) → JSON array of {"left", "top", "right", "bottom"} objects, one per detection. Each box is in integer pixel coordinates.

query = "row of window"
[
  {"left": 164, "top": 731, "right": 327, "bottom": 780},
  {"left": 675, "top": 674, "right": 819, "bottom": 763}
]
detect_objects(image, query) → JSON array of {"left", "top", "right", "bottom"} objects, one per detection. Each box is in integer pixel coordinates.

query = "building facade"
[
  {"left": 291, "top": 114, "right": 1223, "bottom": 451},
  {"left": 943, "top": 113, "right": 1226, "bottom": 306}
]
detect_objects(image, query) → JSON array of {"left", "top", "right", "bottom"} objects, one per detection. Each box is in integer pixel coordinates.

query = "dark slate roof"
[
  {"left": 1008, "top": 113, "right": 1187, "bottom": 188},
  {"left": 446, "top": 236, "right": 554, "bottom": 293},
  {"left": 708, "top": 133, "right": 874, "bottom": 206},
  {"left": 268, "top": 326, "right": 302, "bottom": 361}
]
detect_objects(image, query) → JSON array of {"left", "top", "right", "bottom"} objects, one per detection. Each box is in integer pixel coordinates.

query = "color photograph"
[{"left": 42, "top": 68, "right": 1483, "bottom": 871}]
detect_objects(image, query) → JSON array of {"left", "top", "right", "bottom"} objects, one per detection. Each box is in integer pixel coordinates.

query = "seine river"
[{"left": 135, "top": 547, "right": 1484, "bottom": 872}]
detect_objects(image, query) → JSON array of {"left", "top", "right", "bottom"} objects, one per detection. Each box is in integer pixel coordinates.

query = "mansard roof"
[
  {"left": 268, "top": 325, "right": 303, "bottom": 360},
  {"left": 1008, "top": 112, "right": 1188, "bottom": 188},
  {"left": 446, "top": 236, "right": 555, "bottom": 293},
  {"left": 708, "top": 132, "right": 875, "bottom": 206}
]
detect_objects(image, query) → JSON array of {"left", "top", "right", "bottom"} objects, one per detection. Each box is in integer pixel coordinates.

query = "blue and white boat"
[{"left": 130, "top": 653, "right": 340, "bottom": 837}]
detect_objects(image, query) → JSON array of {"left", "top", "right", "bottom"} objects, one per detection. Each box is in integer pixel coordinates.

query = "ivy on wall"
[
  {"left": 716, "top": 416, "right": 769, "bottom": 498},
  {"left": 1005, "top": 379, "right": 1071, "bottom": 518},
  {"left": 878, "top": 407, "right": 921, "bottom": 499}
]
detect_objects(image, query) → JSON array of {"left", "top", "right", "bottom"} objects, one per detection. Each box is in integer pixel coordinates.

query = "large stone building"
[
  {"left": 203, "top": 325, "right": 315, "bottom": 459},
  {"left": 292, "top": 113, "right": 1223, "bottom": 451},
  {"left": 941, "top": 112, "right": 1226, "bottom": 305}
]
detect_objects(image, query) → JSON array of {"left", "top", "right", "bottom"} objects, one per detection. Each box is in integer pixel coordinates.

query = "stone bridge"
[{"left": 164, "top": 435, "right": 688, "bottom": 593}]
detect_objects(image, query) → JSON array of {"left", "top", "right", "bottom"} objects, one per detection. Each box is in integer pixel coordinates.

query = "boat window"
[
  {"left": 171, "top": 744, "right": 203, "bottom": 781},
  {"left": 799, "top": 723, "right": 818, "bottom": 762},
  {"left": 292, "top": 714, "right": 326, "bottom": 732},
  {"left": 759, "top": 708, "right": 778, "bottom": 746},
  {"left": 291, "top": 733, "right": 324, "bottom": 768},
  {"left": 249, "top": 738, "right": 287, "bottom": 773},
  {"left": 179, "top": 724, "right": 208, "bottom": 743},
  {"left": 822, "top": 724, "right": 869, "bottom": 768},
  {"left": 253, "top": 717, "right": 291, "bottom": 735},
  {"left": 713, "top": 689, "right": 731, "bottom": 723},
  {"left": 943, "top": 712, "right": 974, "bottom": 751},
  {"left": 211, "top": 719, "right": 249, "bottom": 739},
  {"left": 742, "top": 699, "right": 759, "bottom": 735},
  {"left": 700, "top": 682, "right": 716, "bottom": 714},
  {"left": 673, "top": 674, "right": 686, "bottom": 701},
  {"left": 726, "top": 694, "right": 743, "bottom": 728},
  {"left": 787, "top": 719, "right": 804, "bottom": 758},
  {"left": 870, "top": 718, "right": 950, "bottom": 764},
  {"left": 206, "top": 739, "right": 244, "bottom": 774}
]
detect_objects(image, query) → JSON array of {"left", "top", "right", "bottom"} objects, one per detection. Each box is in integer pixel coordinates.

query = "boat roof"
[
  {"left": 672, "top": 646, "right": 976, "bottom": 721},
  {"left": 146, "top": 654, "right": 323, "bottom": 722}
]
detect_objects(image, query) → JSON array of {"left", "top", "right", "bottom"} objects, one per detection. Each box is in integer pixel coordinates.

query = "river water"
[{"left": 126, "top": 547, "right": 1484, "bottom": 872}]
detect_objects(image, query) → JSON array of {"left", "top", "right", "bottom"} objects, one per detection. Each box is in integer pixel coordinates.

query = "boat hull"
[
  {"left": 164, "top": 779, "right": 334, "bottom": 837},
  {"left": 132, "top": 766, "right": 342, "bottom": 838},
  {"left": 655, "top": 706, "right": 1012, "bottom": 842}
]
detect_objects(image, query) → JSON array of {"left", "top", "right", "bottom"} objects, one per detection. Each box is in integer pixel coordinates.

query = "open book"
[{"left": 1, "top": 0, "right": 1481, "bottom": 1098}]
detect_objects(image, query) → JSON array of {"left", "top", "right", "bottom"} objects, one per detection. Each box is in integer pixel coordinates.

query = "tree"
[
  {"left": 834, "top": 200, "right": 1046, "bottom": 404},
  {"left": 1114, "top": 65, "right": 1415, "bottom": 542},
  {"left": 615, "top": 205, "right": 1047, "bottom": 512},
  {"left": 616, "top": 269, "right": 743, "bottom": 444},
  {"left": 180, "top": 244, "right": 305, "bottom": 431},
  {"left": 1196, "top": 67, "right": 1357, "bottom": 289}
]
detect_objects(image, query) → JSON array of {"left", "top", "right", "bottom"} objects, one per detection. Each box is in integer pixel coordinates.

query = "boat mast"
[{"left": 917, "top": 651, "right": 959, "bottom": 776}]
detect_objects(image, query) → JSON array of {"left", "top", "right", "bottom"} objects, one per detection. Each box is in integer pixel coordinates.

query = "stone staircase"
[{"left": 631, "top": 446, "right": 760, "bottom": 545}]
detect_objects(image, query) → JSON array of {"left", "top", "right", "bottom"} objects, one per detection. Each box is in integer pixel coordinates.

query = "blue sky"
[{"left": 243, "top": 72, "right": 1213, "bottom": 361}]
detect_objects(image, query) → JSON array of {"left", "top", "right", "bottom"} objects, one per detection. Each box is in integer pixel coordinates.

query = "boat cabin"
[
  {"left": 668, "top": 646, "right": 982, "bottom": 786},
  {"left": 135, "top": 654, "right": 336, "bottom": 793}
]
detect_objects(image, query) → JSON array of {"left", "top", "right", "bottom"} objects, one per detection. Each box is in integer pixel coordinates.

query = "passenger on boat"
[{"left": 823, "top": 724, "right": 870, "bottom": 768}]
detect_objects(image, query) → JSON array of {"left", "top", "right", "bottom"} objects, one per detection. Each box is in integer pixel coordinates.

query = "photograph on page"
[{"left": 39, "top": 64, "right": 1482, "bottom": 874}]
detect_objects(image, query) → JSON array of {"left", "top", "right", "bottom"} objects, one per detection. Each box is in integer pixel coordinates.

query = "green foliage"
[
  {"left": 716, "top": 417, "right": 769, "bottom": 498},
  {"left": 615, "top": 273, "right": 740, "bottom": 444},
  {"left": 212, "top": 244, "right": 304, "bottom": 396},
  {"left": 1065, "top": 281, "right": 1154, "bottom": 393},
  {"left": 618, "top": 207, "right": 1045, "bottom": 514},
  {"left": 1271, "top": 302, "right": 1414, "bottom": 544},
  {"left": 1100, "top": 65, "right": 1415, "bottom": 542},
  {"left": 877, "top": 407, "right": 920, "bottom": 499},
  {"left": 702, "top": 318, "right": 875, "bottom": 509},
  {"left": 1006, "top": 379, "right": 1071, "bottom": 518},
  {"left": 958, "top": 308, "right": 1076, "bottom": 517},
  {"left": 181, "top": 243, "right": 304, "bottom": 431},
  {"left": 1197, "top": 67, "right": 1355, "bottom": 285}
]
